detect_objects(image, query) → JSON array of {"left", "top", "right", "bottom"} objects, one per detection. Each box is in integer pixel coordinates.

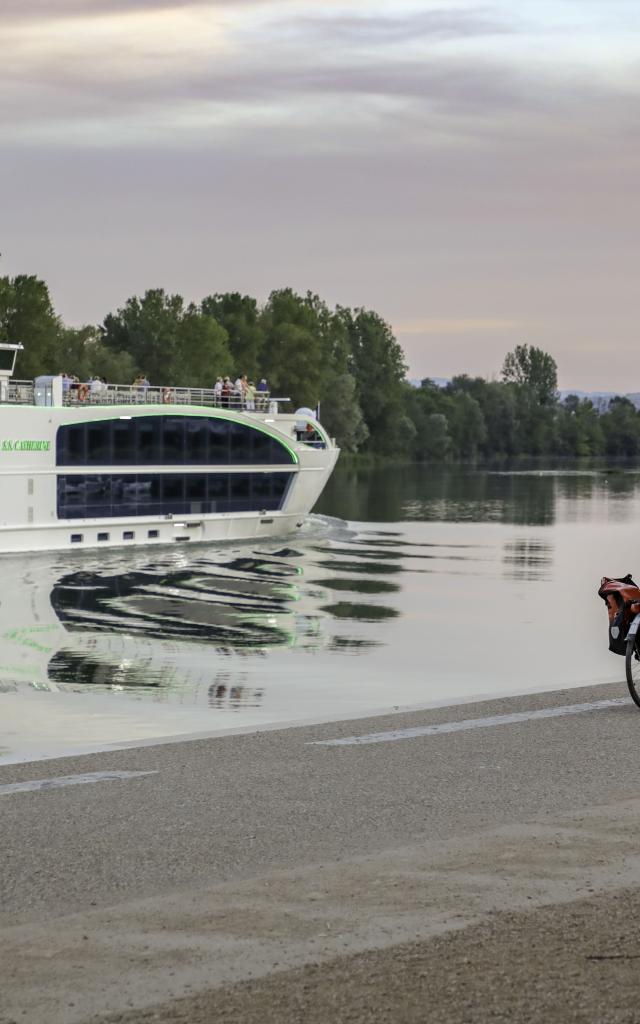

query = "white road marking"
[
  {"left": 0, "top": 770, "right": 157, "bottom": 796},
  {"left": 312, "top": 697, "right": 628, "bottom": 747}
]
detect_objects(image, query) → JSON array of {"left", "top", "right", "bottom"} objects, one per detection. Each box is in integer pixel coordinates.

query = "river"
[{"left": 1, "top": 460, "right": 637, "bottom": 762}]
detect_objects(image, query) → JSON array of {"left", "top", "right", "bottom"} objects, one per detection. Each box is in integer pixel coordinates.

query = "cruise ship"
[{"left": 0, "top": 344, "right": 340, "bottom": 553}]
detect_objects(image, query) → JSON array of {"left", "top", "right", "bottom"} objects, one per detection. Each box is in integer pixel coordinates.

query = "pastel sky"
[{"left": 2, "top": 0, "right": 639, "bottom": 390}]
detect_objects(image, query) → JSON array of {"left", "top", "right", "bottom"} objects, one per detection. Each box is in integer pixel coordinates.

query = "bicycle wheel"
[{"left": 625, "top": 635, "right": 640, "bottom": 708}]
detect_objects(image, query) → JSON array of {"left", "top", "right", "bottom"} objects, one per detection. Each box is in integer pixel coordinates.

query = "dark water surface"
[{"left": 2, "top": 461, "right": 638, "bottom": 761}]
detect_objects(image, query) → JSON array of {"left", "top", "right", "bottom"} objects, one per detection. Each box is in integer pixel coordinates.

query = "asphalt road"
[{"left": 3, "top": 680, "right": 640, "bottom": 1023}]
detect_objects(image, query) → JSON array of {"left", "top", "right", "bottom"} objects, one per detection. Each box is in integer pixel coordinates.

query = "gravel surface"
[
  {"left": 95, "top": 887, "right": 640, "bottom": 1024},
  {"left": 3, "top": 681, "right": 640, "bottom": 1023}
]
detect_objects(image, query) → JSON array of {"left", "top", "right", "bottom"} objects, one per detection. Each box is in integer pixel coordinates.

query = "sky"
[{"left": 1, "top": 0, "right": 639, "bottom": 391}]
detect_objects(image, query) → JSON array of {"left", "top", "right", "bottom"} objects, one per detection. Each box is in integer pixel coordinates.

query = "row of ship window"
[
  {"left": 56, "top": 416, "right": 297, "bottom": 466},
  {"left": 71, "top": 530, "right": 160, "bottom": 543},
  {"left": 57, "top": 471, "right": 294, "bottom": 519}
]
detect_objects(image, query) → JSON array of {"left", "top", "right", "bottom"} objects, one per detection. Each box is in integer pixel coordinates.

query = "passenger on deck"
[
  {"left": 213, "top": 377, "right": 223, "bottom": 405},
  {"left": 245, "top": 380, "right": 256, "bottom": 411},
  {"left": 90, "top": 376, "right": 106, "bottom": 398}
]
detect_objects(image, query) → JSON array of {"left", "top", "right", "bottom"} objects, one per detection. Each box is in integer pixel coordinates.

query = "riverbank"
[{"left": 2, "top": 680, "right": 640, "bottom": 1023}]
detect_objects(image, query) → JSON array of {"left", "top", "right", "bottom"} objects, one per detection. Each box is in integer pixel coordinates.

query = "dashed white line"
[
  {"left": 0, "top": 770, "right": 158, "bottom": 796},
  {"left": 312, "top": 697, "right": 628, "bottom": 747}
]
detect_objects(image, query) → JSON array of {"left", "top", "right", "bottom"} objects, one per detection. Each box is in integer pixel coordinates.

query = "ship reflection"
[{"left": 20, "top": 536, "right": 400, "bottom": 702}]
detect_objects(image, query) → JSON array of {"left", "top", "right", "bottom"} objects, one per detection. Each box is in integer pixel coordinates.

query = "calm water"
[{"left": 2, "top": 461, "right": 639, "bottom": 762}]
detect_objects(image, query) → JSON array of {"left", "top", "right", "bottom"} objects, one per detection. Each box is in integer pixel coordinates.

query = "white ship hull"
[{"left": 0, "top": 395, "right": 339, "bottom": 554}]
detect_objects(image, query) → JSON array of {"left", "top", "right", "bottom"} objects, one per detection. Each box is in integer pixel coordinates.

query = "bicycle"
[{"left": 599, "top": 574, "right": 640, "bottom": 708}]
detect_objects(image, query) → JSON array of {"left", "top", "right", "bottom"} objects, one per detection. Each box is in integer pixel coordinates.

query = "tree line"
[{"left": 0, "top": 272, "right": 636, "bottom": 460}]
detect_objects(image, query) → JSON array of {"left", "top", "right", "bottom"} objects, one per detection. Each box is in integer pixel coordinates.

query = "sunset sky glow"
[{"left": 2, "top": 0, "right": 639, "bottom": 389}]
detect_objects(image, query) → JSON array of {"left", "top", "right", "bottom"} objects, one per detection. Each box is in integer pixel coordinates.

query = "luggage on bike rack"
[{"left": 597, "top": 574, "right": 640, "bottom": 655}]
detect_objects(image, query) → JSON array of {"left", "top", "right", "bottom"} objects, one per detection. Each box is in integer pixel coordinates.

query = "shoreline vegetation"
[{"left": 1, "top": 272, "right": 635, "bottom": 461}]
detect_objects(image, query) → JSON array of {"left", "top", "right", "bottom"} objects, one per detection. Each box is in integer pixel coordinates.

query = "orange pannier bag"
[{"left": 598, "top": 574, "right": 640, "bottom": 655}]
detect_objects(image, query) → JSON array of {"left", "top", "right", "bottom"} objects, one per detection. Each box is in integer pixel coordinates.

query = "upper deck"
[{"left": 1, "top": 378, "right": 285, "bottom": 414}]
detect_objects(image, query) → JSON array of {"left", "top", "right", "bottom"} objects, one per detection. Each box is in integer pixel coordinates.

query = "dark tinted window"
[
  {"left": 185, "top": 418, "right": 208, "bottom": 463},
  {"left": 87, "top": 421, "right": 111, "bottom": 463},
  {"left": 57, "top": 471, "right": 294, "bottom": 519},
  {"left": 186, "top": 475, "right": 206, "bottom": 501},
  {"left": 162, "top": 418, "right": 184, "bottom": 463},
  {"left": 112, "top": 420, "right": 134, "bottom": 464},
  {"left": 207, "top": 419, "right": 229, "bottom": 463},
  {"left": 137, "top": 418, "right": 159, "bottom": 463},
  {"left": 57, "top": 416, "right": 294, "bottom": 466}
]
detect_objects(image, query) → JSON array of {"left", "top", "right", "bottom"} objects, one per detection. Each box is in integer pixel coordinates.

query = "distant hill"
[
  {"left": 410, "top": 378, "right": 640, "bottom": 412},
  {"left": 558, "top": 390, "right": 640, "bottom": 412}
]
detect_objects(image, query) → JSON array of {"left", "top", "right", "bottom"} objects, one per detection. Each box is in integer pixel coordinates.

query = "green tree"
[
  {"left": 260, "top": 289, "right": 333, "bottom": 408},
  {"left": 57, "top": 326, "right": 138, "bottom": 384},
  {"left": 501, "top": 344, "right": 558, "bottom": 405},
  {"left": 101, "top": 289, "right": 184, "bottom": 384},
  {"left": 101, "top": 289, "right": 232, "bottom": 387},
  {"left": 556, "top": 396, "right": 604, "bottom": 456},
  {"left": 171, "top": 305, "right": 232, "bottom": 387},
  {"left": 201, "top": 293, "right": 264, "bottom": 379},
  {"left": 600, "top": 397, "right": 640, "bottom": 456},
  {"left": 449, "top": 375, "right": 517, "bottom": 456},
  {"left": 319, "top": 372, "right": 369, "bottom": 451},
  {"left": 340, "top": 308, "right": 407, "bottom": 454},
  {"left": 0, "top": 275, "right": 61, "bottom": 378},
  {"left": 447, "top": 391, "right": 487, "bottom": 459}
]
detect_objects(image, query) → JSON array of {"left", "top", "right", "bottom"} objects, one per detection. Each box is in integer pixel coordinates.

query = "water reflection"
[
  {"left": 316, "top": 462, "right": 640, "bottom": 526},
  {"left": 321, "top": 602, "right": 399, "bottom": 622},
  {"left": 3, "top": 462, "right": 640, "bottom": 726},
  {"left": 2, "top": 524, "right": 417, "bottom": 703},
  {"left": 502, "top": 539, "right": 554, "bottom": 582}
]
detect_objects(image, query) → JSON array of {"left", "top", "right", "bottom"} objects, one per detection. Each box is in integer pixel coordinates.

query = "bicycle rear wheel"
[{"left": 625, "top": 635, "right": 640, "bottom": 708}]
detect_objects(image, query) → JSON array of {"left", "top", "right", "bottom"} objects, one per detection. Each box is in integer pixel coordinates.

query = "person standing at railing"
[
  {"left": 213, "top": 377, "right": 223, "bottom": 406},
  {"left": 245, "top": 380, "right": 256, "bottom": 411},
  {"left": 257, "top": 377, "right": 268, "bottom": 411},
  {"left": 222, "top": 376, "right": 232, "bottom": 406},
  {"left": 90, "top": 376, "right": 105, "bottom": 399}
]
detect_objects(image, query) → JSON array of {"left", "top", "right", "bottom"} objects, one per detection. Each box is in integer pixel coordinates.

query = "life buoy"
[{"left": 163, "top": 387, "right": 173, "bottom": 404}]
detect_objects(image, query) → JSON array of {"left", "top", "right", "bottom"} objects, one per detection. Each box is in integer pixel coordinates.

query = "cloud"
[
  {"left": 0, "top": 0, "right": 265, "bottom": 18},
  {"left": 396, "top": 318, "right": 520, "bottom": 335},
  {"left": 272, "top": 8, "right": 510, "bottom": 46}
]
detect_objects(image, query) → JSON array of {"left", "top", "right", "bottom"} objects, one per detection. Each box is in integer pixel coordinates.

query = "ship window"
[
  {"left": 112, "top": 419, "right": 134, "bottom": 464},
  {"left": 56, "top": 471, "right": 294, "bottom": 519},
  {"left": 229, "top": 423, "right": 252, "bottom": 464},
  {"left": 70, "top": 533, "right": 83, "bottom": 543},
  {"left": 137, "top": 418, "right": 158, "bottom": 463},
  {"left": 271, "top": 474, "right": 291, "bottom": 501},
  {"left": 97, "top": 532, "right": 109, "bottom": 541},
  {"left": 230, "top": 474, "right": 250, "bottom": 505},
  {"left": 163, "top": 417, "right": 184, "bottom": 463},
  {"left": 87, "top": 421, "right": 111, "bottom": 463},
  {"left": 57, "top": 416, "right": 295, "bottom": 467},
  {"left": 207, "top": 418, "right": 229, "bottom": 463},
  {"left": 185, "top": 418, "right": 208, "bottom": 463},
  {"left": 162, "top": 474, "right": 184, "bottom": 502},
  {"left": 123, "top": 530, "right": 135, "bottom": 540},
  {"left": 252, "top": 474, "right": 272, "bottom": 501},
  {"left": 148, "top": 529, "right": 159, "bottom": 538}
]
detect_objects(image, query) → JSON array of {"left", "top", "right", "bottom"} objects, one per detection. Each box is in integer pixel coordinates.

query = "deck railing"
[
  {"left": 62, "top": 383, "right": 280, "bottom": 411},
  {"left": 6, "top": 381, "right": 35, "bottom": 405},
  {"left": 1, "top": 379, "right": 288, "bottom": 412}
]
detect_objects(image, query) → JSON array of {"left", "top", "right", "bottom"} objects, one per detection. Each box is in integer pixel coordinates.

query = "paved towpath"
[{"left": 2, "top": 680, "right": 640, "bottom": 1023}]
